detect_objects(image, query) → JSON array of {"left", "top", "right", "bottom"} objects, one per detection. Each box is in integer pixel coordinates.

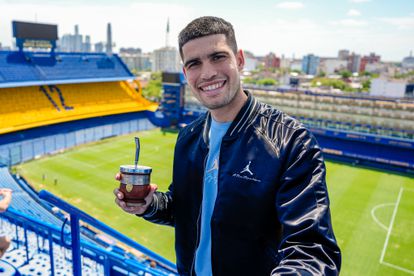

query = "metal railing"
[{"left": 38, "top": 190, "right": 177, "bottom": 276}]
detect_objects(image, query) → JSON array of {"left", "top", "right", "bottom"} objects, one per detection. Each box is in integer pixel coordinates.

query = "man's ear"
[
  {"left": 236, "top": 49, "right": 245, "bottom": 72},
  {"left": 182, "top": 67, "right": 187, "bottom": 78}
]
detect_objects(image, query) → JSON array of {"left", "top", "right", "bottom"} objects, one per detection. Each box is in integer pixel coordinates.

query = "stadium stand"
[
  {"left": 0, "top": 81, "right": 156, "bottom": 135},
  {"left": 176, "top": 81, "right": 414, "bottom": 174},
  {"left": 246, "top": 86, "right": 414, "bottom": 139},
  {"left": 0, "top": 166, "right": 177, "bottom": 275},
  {"left": 0, "top": 51, "right": 132, "bottom": 86},
  {"left": 0, "top": 22, "right": 178, "bottom": 275}
]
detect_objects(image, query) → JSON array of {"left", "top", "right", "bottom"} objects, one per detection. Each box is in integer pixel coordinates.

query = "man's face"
[{"left": 182, "top": 34, "right": 245, "bottom": 111}]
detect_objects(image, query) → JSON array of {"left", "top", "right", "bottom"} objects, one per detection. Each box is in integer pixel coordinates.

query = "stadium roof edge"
[{"left": 0, "top": 76, "right": 134, "bottom": 88}]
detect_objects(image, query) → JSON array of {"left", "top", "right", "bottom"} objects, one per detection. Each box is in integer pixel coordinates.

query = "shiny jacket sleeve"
[
  {"left": 139, "top": 185, "right": 175, "bottom": 227},
  {"left": 272, "top": 128, "right": 341, "bottom": 275}
]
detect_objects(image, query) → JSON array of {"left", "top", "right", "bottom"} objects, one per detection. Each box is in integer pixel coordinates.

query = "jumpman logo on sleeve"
[{"left": 240, "top": 161, "right": 253, "bottom": 176}]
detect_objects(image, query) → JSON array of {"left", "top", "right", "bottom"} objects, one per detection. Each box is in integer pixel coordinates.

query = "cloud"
[
  {"left": 276, "top": 1, "right": 304, "bottom": 9},
  {"left": 347, "top": 9, "right": 361, "bottom": 16},
  {"left": 379, "top": 16, "right": 414, "bottom": 29},
  {"left": 349, "top": 0, "right": 371, "bottom": 3},
  {"left": 331, "top": 19, "right": 367, "bottom": 27}
]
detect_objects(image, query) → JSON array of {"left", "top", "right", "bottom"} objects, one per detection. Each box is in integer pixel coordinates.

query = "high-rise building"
[
  {"left": 347, "top": 52, "right": 361, "bottom": 73},
  {"left": 82, "top": 35, "right": 91, "bottom": 52},
  {"left": 338, "top": 49, "right": 350, "bottom": 60},
  {"left": 59, "top": 25, "right": 89, "bottom": 52},
  {"left": 360, "top": 52, "right": 381, "bottom": 72},
  {"left": 151, "top": 19, "right": 181, "bottom": 72},
  {"left": 119, "top": 48, "right": 152, "bottom": 72},
  {"left": 165, "top": 18, "right": 170, "bottom": 47},
  {"left": 94, "top": 42, "right": 104, "bottom": 53},
  {"left": 302, "top": 54, "right": 320, "bottom": 75},
  {"left": 264, "top": 52, "right": 281, "bottom": 69},
  {"left": 152, "top": 47, "right": 181, "bottom": 72},
  {"left": 106, "top": 23, "right": 113, "bottom": 55}
]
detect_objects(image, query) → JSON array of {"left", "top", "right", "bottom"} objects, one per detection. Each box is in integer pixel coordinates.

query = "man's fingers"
[
  {"left": 115, "top": 197, "right": 131, "bottom": 211},
  {"left": 115, "top": 173, "right": 122, "bottom": 181},
  {"left": 114, "top": 183, "right": 157, "bottom": 215},
  {"left": 113, "top": 188, "right": 124, "bottom": 199},
  {"left": 143, "top": 184, "right": 157, "bottom": 205},
  {"left": 147, "top": 184, "right": 158, "bottom": 197}
]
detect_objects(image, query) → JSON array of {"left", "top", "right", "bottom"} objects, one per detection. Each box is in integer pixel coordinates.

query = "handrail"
[
  {"left": 38, "top": 189, "right": 177, "bottom": 274},
  {"left": 0, "top": 207, "right": 171, "bottom": 276}
]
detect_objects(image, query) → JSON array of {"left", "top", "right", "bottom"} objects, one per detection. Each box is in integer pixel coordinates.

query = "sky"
[{"left": 0, "top": 0, "right": 413, "bottom": 61}]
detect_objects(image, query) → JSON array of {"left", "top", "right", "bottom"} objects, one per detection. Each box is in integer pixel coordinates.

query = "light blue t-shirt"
[{"left": 195, "top": 118, "right": 232, "bottom": 276}]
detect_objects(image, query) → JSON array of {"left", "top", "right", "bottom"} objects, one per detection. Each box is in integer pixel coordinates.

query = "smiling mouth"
[{"left": 199, "top": 80, "right": 226, "bottom": 92}]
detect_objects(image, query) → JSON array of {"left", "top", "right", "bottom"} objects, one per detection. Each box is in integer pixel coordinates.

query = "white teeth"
[{"left": 201, "top": 81, "right": 224, "bottom": 91}]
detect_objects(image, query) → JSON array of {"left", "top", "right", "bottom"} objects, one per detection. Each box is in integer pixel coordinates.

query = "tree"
[
  {"left": 142, "top": 72, "right": 162, "bottom": 101},
  {"left": 242, "top": 77, "right": 257, "bottom": 85},
  {"left": 257, "top": 78, "right": 277, "bottom": 86},
  {"left": 362, "top": 80, "right": 371, "bottom": 92},
  {"left": 339, "top": 70, "right": 352, "bottom": 79},
  {"left": 311, "top": 78, "right": 350, "bottom": 91},
  {"left": 318, "top": 71, "right": 326, "bottom": 77}
]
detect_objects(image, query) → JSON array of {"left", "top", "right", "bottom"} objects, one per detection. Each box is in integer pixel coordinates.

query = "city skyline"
[{"left": 0, "top": 0, "right": 413, "bottom": 61}]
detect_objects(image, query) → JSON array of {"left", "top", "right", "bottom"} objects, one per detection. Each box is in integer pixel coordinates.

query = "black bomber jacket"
[{"left": 142, "top": 91, "right": 341, "bottom": 275}]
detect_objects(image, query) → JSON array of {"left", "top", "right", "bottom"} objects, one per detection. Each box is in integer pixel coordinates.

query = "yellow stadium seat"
[{"left": 0, "top": 81, "right": 158, "bottom": 134}]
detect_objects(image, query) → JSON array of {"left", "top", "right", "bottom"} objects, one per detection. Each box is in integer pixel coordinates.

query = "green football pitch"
[{"left": 15, "top": 129, "right": 414, "bottom": 275}]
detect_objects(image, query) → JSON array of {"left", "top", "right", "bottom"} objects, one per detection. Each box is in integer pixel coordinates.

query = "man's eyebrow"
[
  {"left": 184, "top": 58, "right": 200, "bottom": 68},
  {"left": 208, "top": 51, "right": 228, "bottom": 58}
]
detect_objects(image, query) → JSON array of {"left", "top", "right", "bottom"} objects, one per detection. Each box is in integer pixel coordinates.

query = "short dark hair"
[{"left": 178, "top": 16, "right": 238, "bottom": 59}]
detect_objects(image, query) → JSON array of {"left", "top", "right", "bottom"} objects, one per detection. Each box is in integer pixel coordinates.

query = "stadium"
[{"left": 0, "top": 21, "right": 413, "bottom": 276}]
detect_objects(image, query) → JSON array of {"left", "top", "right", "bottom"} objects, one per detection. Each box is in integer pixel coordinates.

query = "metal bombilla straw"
[{"left": 134, "top": 137, "right": 140, "bottom": 169}]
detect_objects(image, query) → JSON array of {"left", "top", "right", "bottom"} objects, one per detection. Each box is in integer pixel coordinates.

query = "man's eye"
[
  {"left": 213, "top": 55, "right": 225, "bottom": 61},
  {"left": 187, "top": 62, "right": 200, "bottom": 69}
]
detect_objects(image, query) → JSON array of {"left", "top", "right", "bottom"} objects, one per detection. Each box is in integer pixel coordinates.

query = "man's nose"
[{"left": 200, "top": 62, "right": 217, "bottom": 80}]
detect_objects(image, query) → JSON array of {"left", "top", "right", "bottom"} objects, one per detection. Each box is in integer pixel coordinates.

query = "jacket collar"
[{"left": 202, "top": 90, "right": 259, "bottom": 145}]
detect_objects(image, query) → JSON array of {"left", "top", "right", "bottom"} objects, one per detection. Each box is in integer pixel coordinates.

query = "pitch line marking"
[
  {"left": 379, "top": 187, "right": 403, "bottom": 263},
  {"left": 378, "top": 187, "right": 414, "bottom": 275},
  {"left": 371, "top": 203, "right": 395, "bottom": 232},
  {"left": 381, "top": 261, "right": 414, "bottom": 275}
]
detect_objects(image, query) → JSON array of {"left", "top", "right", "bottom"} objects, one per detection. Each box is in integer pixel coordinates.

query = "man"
[{"left": 115, "top": 16, "right": 341, "bottom": 275}]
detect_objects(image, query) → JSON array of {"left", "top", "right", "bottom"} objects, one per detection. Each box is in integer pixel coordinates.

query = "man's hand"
[{"left": 113, "top": 173, "right": 157, "bottom": 215}]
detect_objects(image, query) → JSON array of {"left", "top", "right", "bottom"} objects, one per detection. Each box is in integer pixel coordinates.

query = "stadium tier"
[
  {"left": 187, "top": 85, "right": 414, "bottom": 139},
  {"left": 245, "top": 87, "right": 414, "bottom": 138},
  {"left": 0, "top": 51, "right": 132, "bottom": 86},
  {"left": 0, "top": 51, "right": 157, "bottom": 135},
  {"left": 0, "top": 81, "right": 156, "bottom": 134}
]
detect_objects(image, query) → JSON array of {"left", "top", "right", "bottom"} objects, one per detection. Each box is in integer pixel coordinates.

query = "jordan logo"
[
  {"left": 240, "top": 161, "right": 253, "bottom": 176},
  {"left": 232, "top": 160, "right": 261, "bottom": 182},
  {"left": 207, "top": 158, "right": 219, "bottom": 173}
]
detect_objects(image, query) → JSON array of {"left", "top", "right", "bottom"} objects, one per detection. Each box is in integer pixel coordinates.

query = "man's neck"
[{"left": 210, "top": 89, "right": 248, "bottom": 123}]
